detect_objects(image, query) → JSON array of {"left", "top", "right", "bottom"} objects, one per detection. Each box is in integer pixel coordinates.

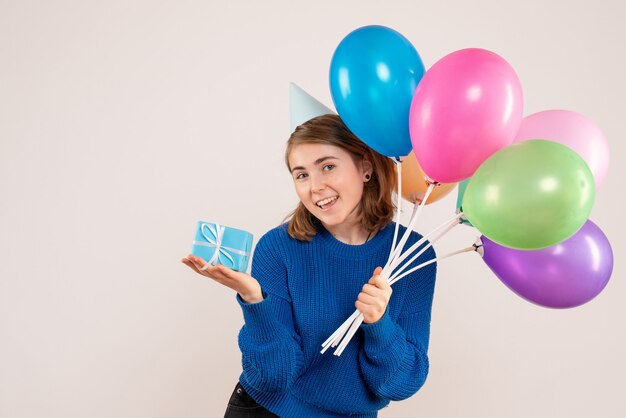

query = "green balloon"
[{"left": 462, "top": 140, "right": 595, "bottom": 250}]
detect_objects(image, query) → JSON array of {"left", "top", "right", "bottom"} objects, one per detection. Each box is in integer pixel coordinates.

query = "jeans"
[{"left": 223, "top": 382, "right": 279, "bottom": 418}]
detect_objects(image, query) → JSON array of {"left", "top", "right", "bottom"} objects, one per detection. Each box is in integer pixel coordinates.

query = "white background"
[{"left": 1, "top": 1, "right": 624, "bottom": 417}]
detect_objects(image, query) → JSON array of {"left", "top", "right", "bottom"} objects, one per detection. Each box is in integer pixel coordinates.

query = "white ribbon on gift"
[{"left": 194, "top": 223, "right": 250, "bottom": 271}]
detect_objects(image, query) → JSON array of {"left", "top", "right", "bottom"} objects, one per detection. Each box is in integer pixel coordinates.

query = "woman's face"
[{"left": 288, "top": 143, "right": 370, "bottom": 229}]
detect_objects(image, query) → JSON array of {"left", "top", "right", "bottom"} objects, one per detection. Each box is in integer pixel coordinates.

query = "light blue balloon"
[
  {"left": 456, "top": 178, "right": 473, "bottom": 226},
  {"left": 329, "top": 25, "right": 425, "bottom": 157}
]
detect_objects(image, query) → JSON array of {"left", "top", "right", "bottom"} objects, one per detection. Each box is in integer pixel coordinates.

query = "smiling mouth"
[{"left": 316, "top": 196, "right": 338, "bottom": 209}]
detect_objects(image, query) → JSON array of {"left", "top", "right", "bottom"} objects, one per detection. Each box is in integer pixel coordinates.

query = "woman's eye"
[
  {"left": 295, "top": 173, "right": 307, "bottom": 180},
  {"left": 323, "top": 164, "right": 335, "bottom": 171}
]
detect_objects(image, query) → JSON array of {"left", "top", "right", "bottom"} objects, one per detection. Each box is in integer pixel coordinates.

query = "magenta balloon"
[
  {"left": 514, "top": 110, "right": 610, "bottom": 189},
  {"left": 409, "top": 48, "right": 523, "bottom": 183},
  {"left": 480, "top": 220, "right": 613, "bottom": 309}
]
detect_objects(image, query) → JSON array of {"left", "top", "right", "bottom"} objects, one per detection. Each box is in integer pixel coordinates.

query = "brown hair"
[{"left": 283, "top": 114, "right": 397, "bottom": 241}]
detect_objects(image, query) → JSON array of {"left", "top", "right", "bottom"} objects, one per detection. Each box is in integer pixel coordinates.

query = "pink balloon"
[
  {"left": 514, "top": 110, "right": 609, "bottom": 189},
  {"left": 409, "top": 48, "right": 523, "bottom": 183}
]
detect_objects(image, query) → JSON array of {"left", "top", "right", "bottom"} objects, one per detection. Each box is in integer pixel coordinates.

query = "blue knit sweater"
[{"left": 236, "top": 222, "right": 437, "bottom": 417}]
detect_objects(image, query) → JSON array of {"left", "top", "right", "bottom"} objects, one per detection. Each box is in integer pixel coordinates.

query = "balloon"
[
  {"left": 455, "top": 178, "right": 473, "bottom": 226},
  {"left": 400, "top": 151, "right": 457, "bottom": 204},
  {"left": 409, "top": 48, "right": 523, "bottom": 183},
  {"left": 514, "top": 109, "right": 610, "bottom": 190},
  {"left": 463, "top": 140, "right": 595, "bottom": 250},
  {"left": 480, "top": 220, "right": 613, "bottom": 308},
  {"left": 329, "top": 25, "right": 425, "bottom": 157}
]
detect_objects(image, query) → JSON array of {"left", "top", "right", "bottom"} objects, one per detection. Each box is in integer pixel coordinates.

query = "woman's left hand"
[{"left": 355, "top": 267, "right": 392, "bottom": 324}]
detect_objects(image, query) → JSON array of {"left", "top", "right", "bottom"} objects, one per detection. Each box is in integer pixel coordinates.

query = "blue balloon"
[{"left": 329, "top": 25, "right": 425, "bottom": 157}]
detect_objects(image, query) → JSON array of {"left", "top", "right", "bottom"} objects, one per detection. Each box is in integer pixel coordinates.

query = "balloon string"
[
  {"left": 388, "top": 182, "right": 433, "bottom": 265},
  {"left": 331, "top": 241, "right": 476, "bottom": 357},
  {"left": 322, "top": 173, "right": 458, "bottom": 356},
  {"left": 389, "top": 244, "right": 476, "bottom": 285},
  {"left": 333, "top": 311, "right": 363, "bottom": 356},
  {"left": 387, "top": 212, "right": 462, "bottom": 275},
  {"left": 388, "top": 216, "right": 460, "bottom": 284},
  {"left": 383, "top": 181, "right": 435, "bottom": 278},
  {"left": 386, "top": 157, "right": 403, "bottom": 267},
  {"left": 321, "top": 212, "right": 462, "bottom": 356},
  {"left": 320, "top": 309, "right": 360, "bottom": 354}
]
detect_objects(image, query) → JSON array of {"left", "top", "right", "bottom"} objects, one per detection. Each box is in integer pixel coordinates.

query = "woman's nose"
[{"left": 310, "top": 174, "right": 325, "bottom": 192}]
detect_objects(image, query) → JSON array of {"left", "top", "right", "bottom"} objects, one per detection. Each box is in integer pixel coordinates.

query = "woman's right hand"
[{"left": 181, "top": 255, "right": 264, "bottom": 304}]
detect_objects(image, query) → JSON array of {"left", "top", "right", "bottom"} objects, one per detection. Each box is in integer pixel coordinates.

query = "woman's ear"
[{"left": 362, "top": 159, "right": 373, "bottom": 180}]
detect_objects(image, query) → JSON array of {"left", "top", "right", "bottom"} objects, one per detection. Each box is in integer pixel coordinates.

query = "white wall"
[{"left": 1, "top": 1, "right": 624, "bottom": 417}]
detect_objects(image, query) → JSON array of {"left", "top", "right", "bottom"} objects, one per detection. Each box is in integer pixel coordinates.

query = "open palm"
[{"left": 181, "top": 255, "right": 263, "bottom": 303}]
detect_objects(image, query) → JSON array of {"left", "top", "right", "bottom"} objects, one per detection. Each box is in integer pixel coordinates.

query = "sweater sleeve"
[
  {"left": 357, "top": 243, "right": 437, "bottom": 401},
  {"left": 237, "top": 230, "right": 306, "bottom": 393}
]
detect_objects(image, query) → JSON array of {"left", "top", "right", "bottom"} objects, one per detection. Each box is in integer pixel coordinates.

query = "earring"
[{"left": 364, "top": 174, "right": 371, "bottom": 181}]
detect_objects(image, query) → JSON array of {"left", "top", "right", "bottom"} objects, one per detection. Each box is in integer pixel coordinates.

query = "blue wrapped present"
[{"left": 191, "top": 221, "right": 253, "bottom": 272}]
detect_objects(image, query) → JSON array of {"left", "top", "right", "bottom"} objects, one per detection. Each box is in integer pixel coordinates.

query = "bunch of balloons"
[{"left": 329, "top": 25, "right": 612, "bottom": 309}]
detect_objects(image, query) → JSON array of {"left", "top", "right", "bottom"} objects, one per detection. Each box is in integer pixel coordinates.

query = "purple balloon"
[{"left": 480, "top": 220, "right": 613, "bottom": 308}]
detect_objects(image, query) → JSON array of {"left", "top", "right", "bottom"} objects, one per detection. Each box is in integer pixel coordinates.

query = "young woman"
[{"left": 182, "top": 114, "right": 437, "bottom": 417}]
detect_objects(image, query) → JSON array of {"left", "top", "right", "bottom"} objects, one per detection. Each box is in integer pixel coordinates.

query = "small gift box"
[{"left": 191, "top": 221, "right": 254, "bottom": 272}]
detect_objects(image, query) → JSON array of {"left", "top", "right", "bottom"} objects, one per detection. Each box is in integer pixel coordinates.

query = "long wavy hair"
[{"left": 283, "top": 114, "right": 397, "bottom": 242}]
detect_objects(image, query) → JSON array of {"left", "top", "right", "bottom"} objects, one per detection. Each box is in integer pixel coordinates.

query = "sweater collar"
[{"left": 315, "top": 222, "right": 397, "bottom": 260}]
